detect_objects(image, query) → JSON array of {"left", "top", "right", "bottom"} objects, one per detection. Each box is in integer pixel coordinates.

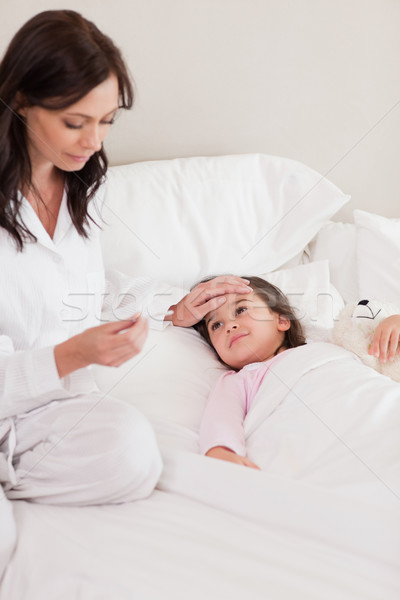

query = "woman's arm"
[
  {"left": 0, "top": 317, "right": 148, "bottom": 419},
  {"left": 368, "top": 314, "right": 400, "bottom": 363},
  {"left": 102, "top": 270, "right": 186, "bottom": 330},
  {"left": 103, "top": 272, "right": 252, "bottom": 329},
  {"left": 0, "top": 336, "right": 67, "bottom": 419}
]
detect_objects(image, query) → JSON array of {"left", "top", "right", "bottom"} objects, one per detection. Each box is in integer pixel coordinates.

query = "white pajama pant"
[{"left": 0, "top": 395, "right": 162, "bottom": 506}]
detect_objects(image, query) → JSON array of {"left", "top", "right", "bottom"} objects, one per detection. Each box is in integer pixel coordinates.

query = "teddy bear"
[{"left": 332, "top": 299, "right": 400, "bottom": 382}]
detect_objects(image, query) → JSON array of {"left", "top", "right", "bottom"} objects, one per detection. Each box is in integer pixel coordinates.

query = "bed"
[{"left": 1, "top": 153, "right": 399, "bottom": 600}]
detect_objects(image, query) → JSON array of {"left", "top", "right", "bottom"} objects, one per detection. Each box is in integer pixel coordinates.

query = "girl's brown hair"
[
  {"left": 0, "top": 10, "right": 134, "bottom": 250},
  {"left": 193, "top": 275, "right": 306, "bottom": 369}
]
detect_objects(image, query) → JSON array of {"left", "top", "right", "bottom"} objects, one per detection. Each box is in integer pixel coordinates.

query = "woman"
[{"left": 0, "top": 10, "right": 251, "bottom": 505}]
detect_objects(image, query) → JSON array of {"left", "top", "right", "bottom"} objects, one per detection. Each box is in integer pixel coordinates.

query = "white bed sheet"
[
  {"left": 2, "top": 343, "right": 400, "bottom": 600},
  {"left": 1, "top": 459, "right": 398, "bottom": 600}
]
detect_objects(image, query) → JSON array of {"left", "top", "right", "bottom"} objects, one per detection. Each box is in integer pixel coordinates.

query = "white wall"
[{"left": 2, "top": 0, "right": 400, "bottom": 220}]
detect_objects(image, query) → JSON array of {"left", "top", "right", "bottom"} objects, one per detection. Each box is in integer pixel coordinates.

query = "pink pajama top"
[{"left": 199, "top": 351, "right": 292, "bottom": 456}]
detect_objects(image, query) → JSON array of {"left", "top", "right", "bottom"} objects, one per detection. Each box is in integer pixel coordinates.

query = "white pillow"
[
  {"left": 308, "top": 221, "right": 358, "bottom": 303},
  {"left": 94, "top": 326, "right": 223, "bottom": 454},
  {"left": 261, "top": 261, "right": 344, "bottom": 340},
  {"left": 355, "top": 209, "right": 400, "bottom": 305},
  {"left": 94, "top": 260, "right": 342, "bottom": 453},
  {"left": 101, "top": 154, "right": 349, "bottom": 290}
]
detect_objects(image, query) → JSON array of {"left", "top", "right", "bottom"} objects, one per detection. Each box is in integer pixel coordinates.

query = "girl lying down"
[{"left": 193, "top": 276, "right": 400, "bottom": 470}]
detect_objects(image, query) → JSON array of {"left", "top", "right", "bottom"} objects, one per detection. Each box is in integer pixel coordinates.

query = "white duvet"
[
  {"left": 152, "top": 340, "right": 400, "bottom": 502},
  {"left": 244, "top": 343, "right": 400, "bottom": 502}
]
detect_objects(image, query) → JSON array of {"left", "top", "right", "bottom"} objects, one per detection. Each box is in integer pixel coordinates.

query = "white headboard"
[{"left": 3, "top": 0, "right": 400, "bottom": 221}]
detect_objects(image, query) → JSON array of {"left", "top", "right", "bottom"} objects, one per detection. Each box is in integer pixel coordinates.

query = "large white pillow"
[
  {"left": 307, "top": 221, "right": 358, "bottom": 303},
  {"left": 355, "top": 209, "right": 400, "bottom": 305},
  {"left": 100, "top": 154, "right": 349, "bottom": 290},
  {"left": 94, "top": 260, "right": 342, "bottom": 454},
  {"left": 261, "top": 260, "right": 344, "bottom": 340}
]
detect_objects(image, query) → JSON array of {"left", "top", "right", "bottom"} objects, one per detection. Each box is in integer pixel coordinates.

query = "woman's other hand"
[
  {"left": 54, "top": 315, "right": 148, "bottom": 378},
  {"left": 168, "top": 276, "right": 252, "bottom": 327}
]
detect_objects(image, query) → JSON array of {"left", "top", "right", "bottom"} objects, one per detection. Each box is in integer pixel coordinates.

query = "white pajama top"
[{"left": 0, "top": 188, "right": 185, "bottom": 420}]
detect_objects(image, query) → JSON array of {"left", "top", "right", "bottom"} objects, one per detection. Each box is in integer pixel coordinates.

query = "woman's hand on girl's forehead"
[{"left": 168, "top": 276, "right": 253, "bottom": 327}]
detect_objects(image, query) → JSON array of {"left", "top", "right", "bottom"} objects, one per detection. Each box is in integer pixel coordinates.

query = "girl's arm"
[
  {"left": 206, "top": 446, "right": 260, "bottom": 469},
  {"left": 199, "top": 370, "right": 260, "bottom": 469},
  {"left": 368, "top": 315, "right": 400, "bottom": 363}
]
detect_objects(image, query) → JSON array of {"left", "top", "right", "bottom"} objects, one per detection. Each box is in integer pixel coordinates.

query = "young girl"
[
  {"left": 194, "top": 276, "right": 400, "bottom": 470},
  {"left": 0, "top": 10, "right": 250, "bottom": 506}
]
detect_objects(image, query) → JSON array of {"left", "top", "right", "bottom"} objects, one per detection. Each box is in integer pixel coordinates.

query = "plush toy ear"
[
  {"left": 353, "top": 299, "right": 382, "bottom": 320},
  {"left": 353, "top": 299, "right": 400, "bottom": 322}
]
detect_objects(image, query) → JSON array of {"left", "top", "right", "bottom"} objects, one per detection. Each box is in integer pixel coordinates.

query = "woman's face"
[
  {"left": 19, "top": 74, "right": 119, "bottom": 173},
  {"left": 205, "top": 292, "right": 290, "bottom": 369}
]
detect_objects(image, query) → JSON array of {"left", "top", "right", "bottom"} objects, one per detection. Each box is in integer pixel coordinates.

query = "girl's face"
[
  {"left": 205, "top": 292, "right": 290, "bottom": 370},
  {"left": 19, "top": 74, "right": 119, "bottom": 174}
]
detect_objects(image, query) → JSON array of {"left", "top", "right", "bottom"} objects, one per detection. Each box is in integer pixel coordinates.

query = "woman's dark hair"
[
  {"left": 0, "top": 10, "right": 134, "bottom": 250},
  {"left": 193, "top": 275, "right": 306, "bottom": 370}
]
